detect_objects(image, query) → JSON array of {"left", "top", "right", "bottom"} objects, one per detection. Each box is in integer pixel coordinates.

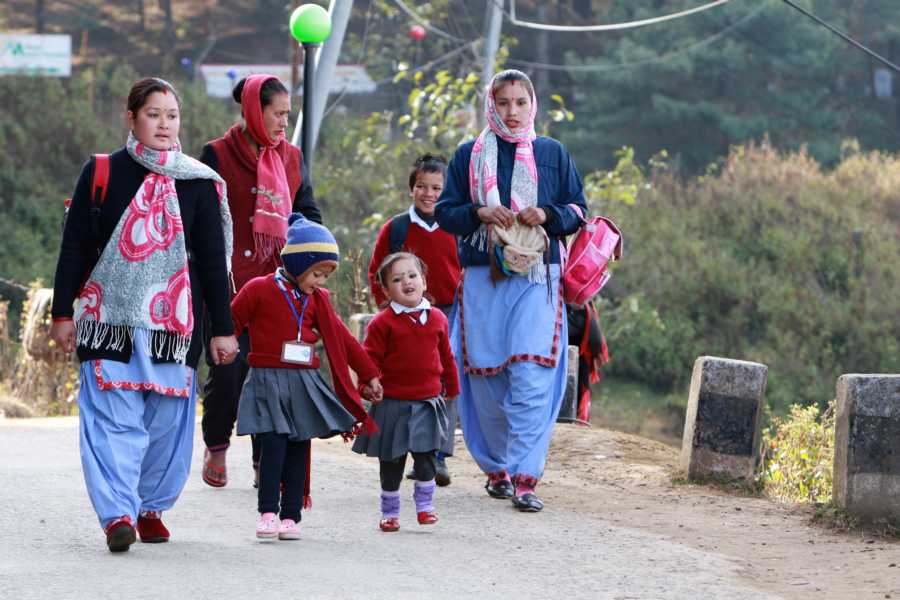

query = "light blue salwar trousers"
[
  {"left": 77, "top": 330, "right": 196, "bottom": 530},
  {"left": 451, "top": 265, "right": 567, "bottom": 482}
]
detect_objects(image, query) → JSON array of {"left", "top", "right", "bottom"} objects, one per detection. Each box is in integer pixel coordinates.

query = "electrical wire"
[
  {"left": 506, "top": 0, "right": 734, "bottom": 33},
  {"left": 506, "top": 1, "right": 770, "bottom": 73},
  {"left": 778, "top": 0, "right": 900, "bottom": 73},
  {"left": 391, "top": 0, "right": 471, "bottom": 42}
]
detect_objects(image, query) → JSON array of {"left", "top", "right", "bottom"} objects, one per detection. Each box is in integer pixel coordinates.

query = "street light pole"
[{"left": 301, "top": 42, "right": 320, "bottom": 168}]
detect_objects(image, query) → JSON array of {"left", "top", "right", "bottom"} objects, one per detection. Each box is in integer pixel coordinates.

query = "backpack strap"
[
  {"left": 89, "top": 154, "right": 110, "bottom": 258},
  {"left": 388, "top": 212, "right": 412, "bottom": 253}
]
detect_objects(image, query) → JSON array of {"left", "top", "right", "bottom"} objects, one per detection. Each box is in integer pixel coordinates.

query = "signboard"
[
  {"left": 0, "top": 34, "right": 71, "bottom": 77},
  {"left": 200, "top": 63, "right": 375, "bottom": 98}
]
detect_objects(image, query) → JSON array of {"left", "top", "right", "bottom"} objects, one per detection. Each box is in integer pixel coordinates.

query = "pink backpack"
[{"left": 562, "top": 215, "right": 623, "bottom": 306}]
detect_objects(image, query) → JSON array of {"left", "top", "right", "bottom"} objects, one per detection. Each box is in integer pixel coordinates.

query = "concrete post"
[
  {"left": 833, "top": 374, "right": 900, "bottom": 522},
  {"left": 680, "top": 356, "right": 768, "bottom": 480},
  {"left": 557, "top": 345, "right": 581, "bottom": 423}
]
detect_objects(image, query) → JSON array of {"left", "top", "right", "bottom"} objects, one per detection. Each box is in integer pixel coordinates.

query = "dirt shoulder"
[{"left": 539, "top": 425, "right": 900, "bottom": 599}]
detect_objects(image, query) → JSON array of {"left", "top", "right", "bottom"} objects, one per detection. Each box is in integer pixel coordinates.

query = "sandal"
[
  {"left": 511, "top": 492, "right": 544, "bottom": 512},
  {"left": 202, "top": 448, "right": 227, "bottom": 488}
]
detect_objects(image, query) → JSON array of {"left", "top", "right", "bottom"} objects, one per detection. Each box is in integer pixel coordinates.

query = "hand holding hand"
[
  {"left": 49, "top": 320, "right": 76, "bottom": 354},
  {"left": 366, "top": 378, "right": 384, "bottom": 404},
  {"left": 516, "top": 207, "right": 547, "bottom": 227},
  {"left": 477, "top": 206, "right": 516, "bottom": 229},
  {"left": 210, "top": 335, "right": 239, "bottom": 365}
]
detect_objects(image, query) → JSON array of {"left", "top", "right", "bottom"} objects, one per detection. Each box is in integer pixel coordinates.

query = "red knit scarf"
[{"left": 241, "top": 75, "right": 292, "bottom": 263}]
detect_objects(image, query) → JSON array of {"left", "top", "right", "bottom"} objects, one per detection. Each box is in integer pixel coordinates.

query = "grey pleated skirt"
[
  {"left": 237, "top": 367, "right": 357, "bottom": 442},
  {"left": 352, "top": 396, "right": 450, "bottom": 461}
]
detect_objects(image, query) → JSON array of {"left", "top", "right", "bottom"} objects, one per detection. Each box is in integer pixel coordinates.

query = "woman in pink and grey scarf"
[
  {"left": 198, "top": 74, "right": 322, "bottom": 490},
  {"left": 50, "top": 78, "right": 238, "bottom": 552},
  {"left": 435, "top": 70, "right": 587, "bottom": 512}
]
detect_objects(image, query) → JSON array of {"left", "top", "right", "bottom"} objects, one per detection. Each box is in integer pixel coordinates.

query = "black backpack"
[{"left": 388, "top": 212, "right": 412, "bottom": 253}]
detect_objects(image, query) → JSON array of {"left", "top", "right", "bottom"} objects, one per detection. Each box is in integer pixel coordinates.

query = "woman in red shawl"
[{"left": 199, "top": 74, "right": 322, "bottom": 487}]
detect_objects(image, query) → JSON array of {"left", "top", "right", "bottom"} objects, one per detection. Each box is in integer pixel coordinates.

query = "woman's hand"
[
  {"left": 49, "top": 320, "right": 76, "bottom": 354},
  {"left": 517, "top": 207, "right": 547, "bottom": 227},
  {"left": 477, "top": 206, "right": 516, "bottom": 229},
  {"left": 209, "top": 335, "right": 239, "bottom": 365}
]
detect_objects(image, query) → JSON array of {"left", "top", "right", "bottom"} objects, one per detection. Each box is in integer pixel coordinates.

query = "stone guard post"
[
  {"left": 833, "top": 374, "right": 900, "bottom": 522},
  {"left": 680, "top": 356, "right": 768, "bottom": 480}
]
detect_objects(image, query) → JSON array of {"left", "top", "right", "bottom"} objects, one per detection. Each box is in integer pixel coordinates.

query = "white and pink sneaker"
[
  {"left": 256, "top": 512, "right": 278, "bottom": 540},
  {"left": 278, "top": 518, "right": 300, "bottom": 540}
]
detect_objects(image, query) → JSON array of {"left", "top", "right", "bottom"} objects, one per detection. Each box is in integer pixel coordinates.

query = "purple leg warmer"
[
  {"left": 381, "top": 490, "right": 401, "bottom": 518},
  {"left": 413, "top": 479, "right": 436, "bottom": 513}
]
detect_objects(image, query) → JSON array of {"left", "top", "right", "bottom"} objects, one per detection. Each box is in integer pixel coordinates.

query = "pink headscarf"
[{"left": 242, "top": 74, "right": 292, "bottom": 262}]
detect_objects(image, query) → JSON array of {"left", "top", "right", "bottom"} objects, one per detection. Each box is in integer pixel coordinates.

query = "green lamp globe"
[{"left": 290, "top": 4, "right": 332, "bottom": 44}]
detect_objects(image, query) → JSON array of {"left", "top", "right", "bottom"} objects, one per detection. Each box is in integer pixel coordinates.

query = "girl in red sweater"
[
  {"left": 232, "top": 215, "right": 381, "bottom": 540},
  {"left": 352, "top": 252, "right": 460, "bottom": 532}
]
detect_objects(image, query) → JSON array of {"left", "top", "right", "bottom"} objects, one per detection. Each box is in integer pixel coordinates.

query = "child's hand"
[
  {"left": 210, "top": 335, "right": 239, "bottom": 365},
  {"left": 366, "top": 378, "right": 383, "bottom": 404}
]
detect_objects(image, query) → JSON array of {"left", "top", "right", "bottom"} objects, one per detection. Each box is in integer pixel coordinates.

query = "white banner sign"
[
  {"left": 200, "top": 63, "right": 375, "bottom": 98},
  {"left": 0, "top": 34, "right": 71, "bottom": 77}
]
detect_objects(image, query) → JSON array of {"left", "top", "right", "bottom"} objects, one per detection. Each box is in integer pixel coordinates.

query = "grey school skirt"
[
  {"left": 236, "top": 367, "right": 357, "bottom": 442},
  {"left": 352, "top": 396, "right": 450, "bottom": 462}
]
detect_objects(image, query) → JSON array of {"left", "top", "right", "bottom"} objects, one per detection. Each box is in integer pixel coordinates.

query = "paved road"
[{"left": 0, "top": 417, "right": 778, "bottom": 600}]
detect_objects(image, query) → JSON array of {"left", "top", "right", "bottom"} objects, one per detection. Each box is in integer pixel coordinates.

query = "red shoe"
[
  {"left": 379, "top": 517, "right": 400, "bottom": 532},
  {"left": 105, "top": 516, "right": 136, "bottom": 553},
  {"left": 202, "top": 449, "right": 227, "bottom": 488},
  {"left": 417, "top": 511, "right": 438, "bottom": 525},
  {"left": 137, "top": 511, "right": 170, "bottom": 543}
]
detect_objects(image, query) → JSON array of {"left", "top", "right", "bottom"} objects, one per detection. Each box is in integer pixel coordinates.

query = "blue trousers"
[
  {"left": 78, "top": 361, "right": 196, "bottom": 530},
  {"left": 458, "top": 357, "right": 566, "bottom": 481}
]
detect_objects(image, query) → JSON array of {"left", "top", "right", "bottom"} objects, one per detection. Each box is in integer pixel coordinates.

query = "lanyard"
[{"left": 275, "top": 275, "right": 309, "bottom": 341}]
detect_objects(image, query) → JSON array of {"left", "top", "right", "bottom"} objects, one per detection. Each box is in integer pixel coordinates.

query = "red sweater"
[
  {"left": 232, "top": 274, "right": 377, "bottom": 383},
  {"left": 363, "top": 307, "right": 460, "bottom": 400},
  {"left": 367, "top": 215, "right": 461, "bottom": 307}
]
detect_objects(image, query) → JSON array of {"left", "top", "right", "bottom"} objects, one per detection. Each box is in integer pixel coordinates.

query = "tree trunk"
[
  {"left": 137, "top": 0, "right": 145, "bottom": 32},
  {"left": 158, "top": 0, "right": 177, "bottom": 73}
]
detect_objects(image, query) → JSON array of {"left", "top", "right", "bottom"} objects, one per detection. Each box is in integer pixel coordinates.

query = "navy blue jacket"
[{"left": 435, "top": 136, "right": 587, "bottom": 267}]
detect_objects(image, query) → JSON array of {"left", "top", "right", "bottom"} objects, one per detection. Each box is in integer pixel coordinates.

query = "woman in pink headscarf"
[
  {"left": 199, "top": 74, "right": 322, "bottom": 488},
  {"left": 435, "top": 70, "right": 587, "bottom": 512}
]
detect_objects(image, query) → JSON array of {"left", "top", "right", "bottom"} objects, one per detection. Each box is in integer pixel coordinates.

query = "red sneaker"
[
  {"left": 105, "top": 516, "right": 136, "bottom": 552},
  {"left": 416, "top": 511, "right": 438, "bottom": 525},
  {"left": 379, "top": 517, "right": 400, "bottom": 532},
  {"left": 137, "top": 511, "right": 170, "bottom": 543}
]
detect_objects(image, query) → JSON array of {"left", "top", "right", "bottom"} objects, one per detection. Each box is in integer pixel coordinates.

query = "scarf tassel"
[
  {"left": 252, "top": 232, "right": 283, "bottom": 263},
  {"left": 76, "top": 321, "right": 134, "bottom": 353}
]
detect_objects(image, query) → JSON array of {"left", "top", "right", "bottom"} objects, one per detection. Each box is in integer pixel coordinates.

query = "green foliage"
[
  {"left": 759, "top": 402, "right": 834, "bottom": 503},
  {"left": 592, "top": 141, "right": 900, "bottom": 413},
  {"left": 562, "top": 0, "right": 900, "bottom": 175}
]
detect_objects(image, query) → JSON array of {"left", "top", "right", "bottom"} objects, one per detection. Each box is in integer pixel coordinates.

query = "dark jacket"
[{"left": 51, "top": 148, "right": 234, "bottom": 368}]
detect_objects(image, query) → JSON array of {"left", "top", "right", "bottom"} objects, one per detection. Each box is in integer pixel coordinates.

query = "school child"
[
  {"left": 353, "top": 252, "right": 460, "bottom": 532},
  {"left": 232, "top": 214, "right": 382, "bottom": 540},
  {"left": 366, "top": 154, "right": 462, "bottom": 486}
]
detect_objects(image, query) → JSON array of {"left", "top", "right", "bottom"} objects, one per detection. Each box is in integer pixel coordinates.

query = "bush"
[
  {"left": 593, "top": 142, "right": 900, "bottom": 413},
  {"left": 758, "top": 402, "right": 834, "bottom": 504}
]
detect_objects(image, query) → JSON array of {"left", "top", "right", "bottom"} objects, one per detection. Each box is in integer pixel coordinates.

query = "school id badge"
[{"left": 281, "top": 340, "right": 315, "bottom": 365}]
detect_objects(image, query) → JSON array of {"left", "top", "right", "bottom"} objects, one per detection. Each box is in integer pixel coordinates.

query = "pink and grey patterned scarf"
[
  {"left": 75, "top": 132, "right": 234, "bottom": 364},
  {"left": 467, "top": 72, "right": 539, "bottom": 254}
]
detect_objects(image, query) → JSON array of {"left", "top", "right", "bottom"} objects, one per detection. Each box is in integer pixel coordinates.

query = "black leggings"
[
  {"left": 257, "top": 432, "right": 310, "bottom": 521},
  {"left": 379, "top": 452, "right": 437, "bottom": 492},
  {"left": 201, "top": 325, "right": 261, "bottom": 464}
]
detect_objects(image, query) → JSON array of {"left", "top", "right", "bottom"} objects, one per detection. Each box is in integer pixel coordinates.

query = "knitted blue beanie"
[{"left": 280, "top": 213, "right": 339, "bottom": 278}]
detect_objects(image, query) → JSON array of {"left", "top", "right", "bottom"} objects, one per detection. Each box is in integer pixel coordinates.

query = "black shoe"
[
  {"left": 485, "top": 477, "right": 514, "bottom": 499},
  {"left": 434, "top": 457, "right": 451, "bottom": 487},
  {"left": 512, "top": 492, "right": 544, "bottom": 512}
]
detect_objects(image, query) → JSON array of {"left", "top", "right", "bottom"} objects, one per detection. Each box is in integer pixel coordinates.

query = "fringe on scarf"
[
  {"left": 75, "top": 321, "right": 191, "bottom": 364},
  {"left": 253, "top": 232, "right": 283, "bottom": 263}
]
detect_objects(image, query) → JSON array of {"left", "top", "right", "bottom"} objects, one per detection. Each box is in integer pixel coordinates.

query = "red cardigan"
[
  {"left": 205, "top": 125, "right": 304, "bottom": 292},
  {"left": 363, "top": 307, "right": 460, "bottom": 401},
  {"left": 232, "top": 273, "right": 378, "bottom": 433},
  {"left": 367, "top": 215, "right": 461, "bottom": 307}
]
